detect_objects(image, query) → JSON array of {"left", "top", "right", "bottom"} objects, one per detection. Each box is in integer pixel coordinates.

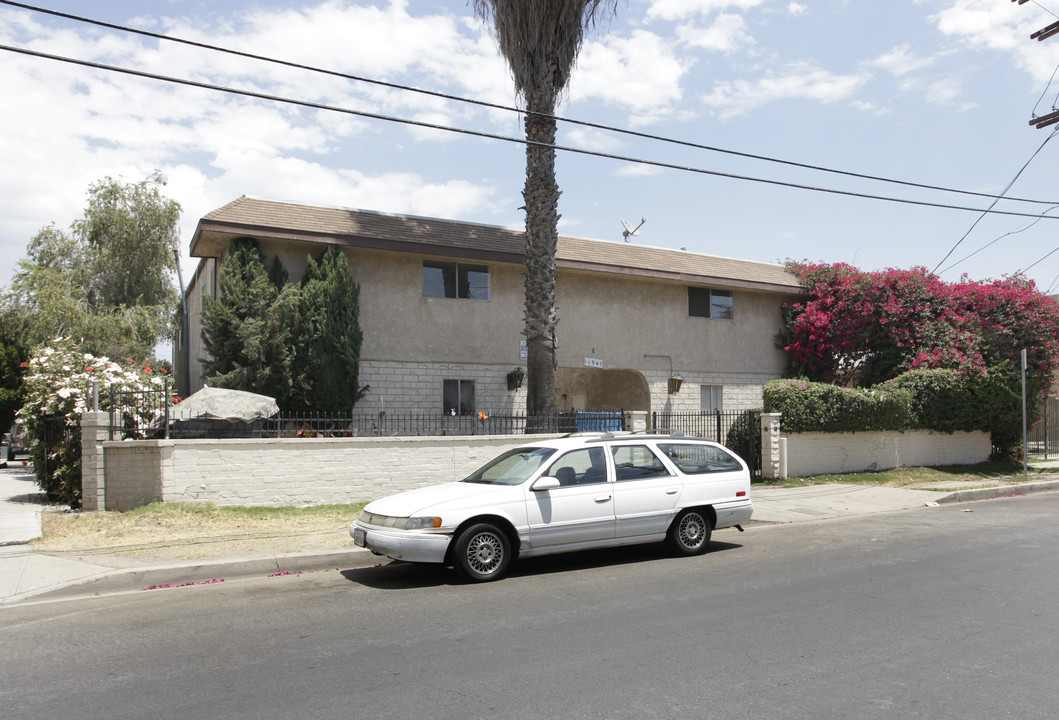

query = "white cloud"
[
  {"left": 702, "top": 62, "right": 870, "bottom": 119},
  {"left": 614, "top": 163, "right": 664, "bottom": 178},
  {"left": 851, "top": 100, "right": 892, "bottom": 116},
  {"left": 930, "top": 0, "right": 1059, "bottom": 85},
  {"left": 647, "top": 0, "right": 768, "bottom": 22},
  {"left": 871, "top": 44, "right": 935, "bottom": 77},
  {"left": 569, "top": 30, "right": 690, "bottom": 116},
  {"left": 0, "top": 1, "right": 513, "bottom": 290},
  {"left": 787, "top": 2, "right": 808, "bottom": 16},
  {"left": 677, "top": 13, "right": 755, "bottom": 53}
]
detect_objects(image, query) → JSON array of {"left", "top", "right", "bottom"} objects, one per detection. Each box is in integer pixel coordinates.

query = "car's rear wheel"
[
  {"left": 667, "top": 509, "right": 712, "bottom": 556},
  {"left": 452, "top": 523, "right": 512, "bottom": 582}
]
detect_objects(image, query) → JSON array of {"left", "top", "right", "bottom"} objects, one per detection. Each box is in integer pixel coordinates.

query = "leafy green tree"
[
  {"left": 0, "top": 321, "right": 29, "bottom": 434},
  {"left": 77, "top": 172, "right": 181, "bottom": 312},
  {"left": 292, "top": 247, "right": 367, "bottom": 412},
  {"left": 201, "top": 240, "right": 368, "bottom": 412},
  {"left": 473, "top": 0, "right": 619, "bottom": 421},
  {"left": 200, "top": 237, "right": 298, "bottom": 406},
  {"left": 4, "top": 173, "right": 181, "bottom": 359}
]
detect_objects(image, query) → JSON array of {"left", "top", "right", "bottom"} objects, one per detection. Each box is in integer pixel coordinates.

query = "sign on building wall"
[{"left": 584, "top": 357, "right": 604, "bottom": 368}]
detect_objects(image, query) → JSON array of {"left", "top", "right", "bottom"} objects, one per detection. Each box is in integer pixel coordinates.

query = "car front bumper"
[{"left": 350, "top": 522, "right": 452, "bottom": 564}]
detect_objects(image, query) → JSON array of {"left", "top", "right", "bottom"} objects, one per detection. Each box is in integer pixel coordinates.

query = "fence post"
[
  {"left": 759, "top": 412, "right": 783, "bottom": 480},
  {"left": 624, "top": 410, "right": 648, "bottom": 432},
  {"left": 80, "top": 411, "right": 109, "bottom": 511}
]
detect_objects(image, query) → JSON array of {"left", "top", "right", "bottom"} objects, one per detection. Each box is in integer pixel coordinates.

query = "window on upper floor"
[
  {"left": 423, "top": 261, "right": 490, "bottom": 300},
  {"left": 688, "top": 287, "right": 733, "bottom": 319}
]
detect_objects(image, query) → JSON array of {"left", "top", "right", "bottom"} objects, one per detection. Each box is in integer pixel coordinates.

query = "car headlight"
[
  {"left": 359, "top": 511, "right": 441, "bottom": 530},
  {"left": 396, "top": 516, "right": 443, "bottom": 530}
]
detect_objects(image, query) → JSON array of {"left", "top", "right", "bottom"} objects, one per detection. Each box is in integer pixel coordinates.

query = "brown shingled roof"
[{"left": 192, "top": 196, "right": 801, "bottom": 293}]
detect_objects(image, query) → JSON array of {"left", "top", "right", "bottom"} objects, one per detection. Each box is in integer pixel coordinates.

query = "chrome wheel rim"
[
  {"left": 467, "top": 531, "right": 503, "bottom": 575},
  {"left": 678, "top": 513, "right": 705, "bottom": 549}
]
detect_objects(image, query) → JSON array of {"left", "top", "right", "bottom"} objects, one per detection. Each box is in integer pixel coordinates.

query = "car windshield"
[{"left": 462, "top": 447, "right": 557, "bottom": 486}]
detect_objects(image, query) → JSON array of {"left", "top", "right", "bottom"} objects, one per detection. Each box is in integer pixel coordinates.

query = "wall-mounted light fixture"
[
  {"left": 507, "top": 367, "right": 525, "bottom": 391},
  {"left": 668, "top": 375, "right": 684, "bottom": 394},
  {"left": 645, "top": 354, "right": 684, "bottom": 394}
]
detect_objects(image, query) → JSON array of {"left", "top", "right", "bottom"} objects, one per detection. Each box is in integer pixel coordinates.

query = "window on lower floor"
[
  {"left": 700, "top": 385, "right": 723, "bottom": 413},
  {"left": 423, "top": 261, "right": 490, "bottom": 300},
  {"left": 443, "top": 379, "right": 476, "bottom": 415},
  {"left": 688, "top": 287, "right": 733, "bottom": 319}
]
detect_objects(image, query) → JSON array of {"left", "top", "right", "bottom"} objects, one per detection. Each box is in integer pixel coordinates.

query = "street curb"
[
  {"left": 933, "top": 479, "right": 1059, "bottom": 505},
  {"left": 6, "top": 547, "right": 382, "bottom": 604},
  {"left": 10, "top": 479, "right": 1059, "bottom": 603}
]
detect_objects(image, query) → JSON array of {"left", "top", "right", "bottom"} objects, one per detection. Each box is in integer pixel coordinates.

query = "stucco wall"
[
  {"left": 783, "top": 430, "right": 991, "bottom": 477},
  {"left": 182, "top": 237, "right": 795, "bottom": 416},
  {"left": 101, "top": 435, "right": 547, "bottom": 510}
]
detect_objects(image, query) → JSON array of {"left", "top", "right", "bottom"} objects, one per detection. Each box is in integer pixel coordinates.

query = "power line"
[
  {"left": 3, "top": 0, "right": 1058, "bottom": 208},
  {"left": 939, "top": 205, "right": 1059, "bottom": 275},
  {"left": 932, "top": 128, "right": 1059, "bottom": 273},
  {"left": 6, "top": 41, "right": 1059, "bottom": 224}
]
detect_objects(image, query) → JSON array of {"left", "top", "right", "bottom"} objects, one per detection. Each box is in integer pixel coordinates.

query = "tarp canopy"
[{"left": 172, "top": 387, "right": 279, "bottom": 423}]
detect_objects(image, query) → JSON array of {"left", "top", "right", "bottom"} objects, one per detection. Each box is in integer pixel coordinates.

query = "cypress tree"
[{"left": 293, "top": 246, "right": 367, "bottom": 412}]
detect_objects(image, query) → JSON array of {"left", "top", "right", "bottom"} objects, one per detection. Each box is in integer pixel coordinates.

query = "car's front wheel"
[
  {"left": 667, "top": 509, "right": 712, "bottom": 556},
  {"left": 451, "top": 523, "right": 512, "bottom": 582}
]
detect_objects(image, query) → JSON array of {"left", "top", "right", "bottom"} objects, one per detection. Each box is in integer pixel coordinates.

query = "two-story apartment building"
[{"left": 176, "top": 196, "right": 802, "bottom": 417}]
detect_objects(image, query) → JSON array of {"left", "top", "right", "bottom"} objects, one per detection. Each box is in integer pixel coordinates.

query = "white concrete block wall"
[
  {"left": 783, "top": 430, "right": 991, "bottom": 477},
  {"left": 102, "top": 435, "right": 547, "bottom": 508}
]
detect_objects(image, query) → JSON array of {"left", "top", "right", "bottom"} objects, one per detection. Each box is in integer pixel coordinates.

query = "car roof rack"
[{"left": 627, "top": 429, "right": 686, "bottom": 438}]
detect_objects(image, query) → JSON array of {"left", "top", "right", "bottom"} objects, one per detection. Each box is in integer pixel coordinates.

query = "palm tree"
[{"left": 473, "top": 1, "right": 618, "bottom": 423}]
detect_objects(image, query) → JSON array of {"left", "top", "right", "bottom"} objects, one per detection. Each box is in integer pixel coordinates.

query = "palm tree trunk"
[{"left": 522, "top": 83, "right": 560, "bottom": 422}]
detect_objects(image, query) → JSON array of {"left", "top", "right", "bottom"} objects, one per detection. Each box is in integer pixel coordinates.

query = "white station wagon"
[{"left": 351, "top": 432, "right": 753, "bottom": 582}]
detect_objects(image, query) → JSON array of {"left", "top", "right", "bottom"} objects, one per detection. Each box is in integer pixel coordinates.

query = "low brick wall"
[
  {"left": 101, "top": 435, "right": 548, "bottom": 510},
  {"left": 783, "top": 429, "right": 991, "bottom": 477}
]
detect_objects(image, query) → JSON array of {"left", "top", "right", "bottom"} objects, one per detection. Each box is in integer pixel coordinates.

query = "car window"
[
  {"left": 658, "top": 443, "right": 742, "bottom": 474},
  {"left": 462, "top": 447, "right": 556, "bottom": 485},
  {"left": 546, "top": 447, "right": 608, "bottom": 487},
  {"left": 611, "top": 445, "right": 672, "bottom": 481}
]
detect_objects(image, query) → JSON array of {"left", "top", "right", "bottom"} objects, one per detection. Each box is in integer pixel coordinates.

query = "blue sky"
[{"left": 3, "top": 0, "right": 1059, "bottom": 297}]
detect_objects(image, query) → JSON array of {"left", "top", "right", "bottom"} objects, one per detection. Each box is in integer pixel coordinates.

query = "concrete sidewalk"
[{"left": 2, "top": 463, "right": 1058, "bottom": 605}]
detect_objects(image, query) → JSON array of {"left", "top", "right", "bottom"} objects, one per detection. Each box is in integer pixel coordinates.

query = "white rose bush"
[{"left": 18, "top": 337, "right": 176, "bottom": 506}]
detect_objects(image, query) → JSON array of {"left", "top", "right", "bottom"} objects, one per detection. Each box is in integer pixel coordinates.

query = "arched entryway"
[{"left": 555, "top": 367, "right": 650, "bottom": 411}]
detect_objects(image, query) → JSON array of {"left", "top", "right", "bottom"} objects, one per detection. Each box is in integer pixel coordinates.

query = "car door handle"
[
  {"left": 666, "top": 489, "right": 679, "bottom": 495},
  {"left": 595, "top": 495, "right": 612, "bottom": 503}
]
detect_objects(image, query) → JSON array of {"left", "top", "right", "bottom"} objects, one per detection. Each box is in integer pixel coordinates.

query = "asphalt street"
[{"left": 2, "top": 492, "right": 1057, "bottom": 720}]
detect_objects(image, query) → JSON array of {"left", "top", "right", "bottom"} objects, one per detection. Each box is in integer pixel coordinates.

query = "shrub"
[
  {"left": 763, "top": 379, "right": 912, "bottom": 433},
  {"left": 18, "top": 337, "right": 173, "bottom": 505},
  {"left": 725, "top": 410, "right": 762, "bottom": 466},
  {"left": 766, "top": 366, "right": 1026, "bottom": 459}
]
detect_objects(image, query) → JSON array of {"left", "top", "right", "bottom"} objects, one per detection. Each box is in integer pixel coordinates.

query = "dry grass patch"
[{"left": 36, "top": 502, "right": 367, "bottom": 560}]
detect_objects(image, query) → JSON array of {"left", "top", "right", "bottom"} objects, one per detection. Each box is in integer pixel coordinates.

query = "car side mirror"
[{"left": 531, "top": 476, "right": 560, "bottom": 491}]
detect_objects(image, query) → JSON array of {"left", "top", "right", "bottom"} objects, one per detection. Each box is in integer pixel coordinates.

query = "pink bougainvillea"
[{"left": 782, "top": 262, "right": 1059, "bottom": 396}]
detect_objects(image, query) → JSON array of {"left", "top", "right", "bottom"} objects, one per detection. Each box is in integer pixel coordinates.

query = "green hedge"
[
  {"left": 763, "top": 380, "right": 912, "bottom": 432},
  {"left": 764, "top": 366, "right": 1024, "bottom": 458}
]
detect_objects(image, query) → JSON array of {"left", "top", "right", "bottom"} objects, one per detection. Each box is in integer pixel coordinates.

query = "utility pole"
[{"left": 1014, "top": 0, "right": 1059, "bottom": 128}]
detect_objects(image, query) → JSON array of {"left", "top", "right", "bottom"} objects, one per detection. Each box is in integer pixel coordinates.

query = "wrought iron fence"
[
  {"left": 261, "top": 410, "right": 624, "bottom": 438},
  {"left": 1027, "top": 396, "right": 1059, "bottom": 459},
  {"left": 651, "top": 410, "right": 762, "bottom": 474},
  {"left": 108, "top": 380, "right": 173, "bottom": 440},
  {"left": 114, "top": 401, "right": 627, "bottom": 440}
]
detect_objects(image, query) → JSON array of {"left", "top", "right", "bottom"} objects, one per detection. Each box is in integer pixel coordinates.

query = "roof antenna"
[{"left": 621, "top": 217, "right": 646, "bottom": 242}]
